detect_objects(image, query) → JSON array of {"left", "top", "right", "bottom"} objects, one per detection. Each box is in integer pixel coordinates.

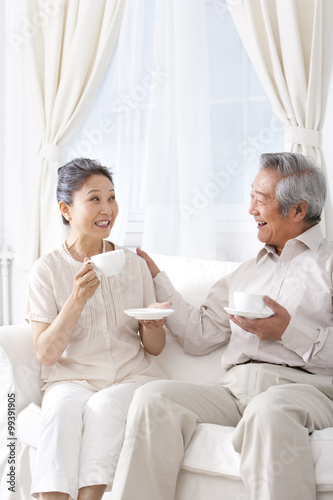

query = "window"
[{"left": 65, "top": 0, "right": 283, "bottom": 261}]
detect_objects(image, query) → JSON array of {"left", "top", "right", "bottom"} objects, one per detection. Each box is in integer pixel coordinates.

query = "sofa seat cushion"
[
  {"left": 182, "top": 424, "right": 241, "bottom": 479},
  {"left": 17, "top": 405, "right": 333, "bottom": 492},
  {"left": 311, "top": 428, "right": 333, "bottom": 491},
  {"left": 182, "top": 423, "right": 333, "bottom": 492},
  {"left": 17, "top": 403, "right": 42, "bottom": 448}
]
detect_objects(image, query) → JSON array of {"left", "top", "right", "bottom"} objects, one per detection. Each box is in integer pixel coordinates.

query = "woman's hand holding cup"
[{"left": 71, "top": 259, "right": 101, "bottom": 305}]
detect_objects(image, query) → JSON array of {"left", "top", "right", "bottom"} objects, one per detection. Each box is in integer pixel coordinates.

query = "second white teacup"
[
  {"left": 233, "top": 291, "right": 266, "bottom": 313},
  {"left": 88, "top": 249, "right": 125, "bottom": 277}
]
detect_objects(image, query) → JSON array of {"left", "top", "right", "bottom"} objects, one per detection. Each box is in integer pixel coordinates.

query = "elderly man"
[{"left": 112, "top": 152, "right": 333, "bottom": 500}]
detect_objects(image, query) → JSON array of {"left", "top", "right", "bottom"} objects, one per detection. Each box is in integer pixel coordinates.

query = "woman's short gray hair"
[{"left": 259, "top": 152, "right": 327, "bottom": 224}]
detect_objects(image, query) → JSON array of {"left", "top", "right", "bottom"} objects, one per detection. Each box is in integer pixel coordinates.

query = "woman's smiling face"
[
  {"left": 249, "top": 169, "right": 303, "bottom": 255},
  {"left": 66, "top": 174, "right": 119, "bottom": 239}
]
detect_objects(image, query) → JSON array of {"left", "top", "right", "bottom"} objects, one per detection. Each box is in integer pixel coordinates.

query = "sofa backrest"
[
  {"left": 151, "top": 255, "right": 240, "bottom": 383},
  {"left": 152, "top": 254, "right": 240, "bottom": 307}
]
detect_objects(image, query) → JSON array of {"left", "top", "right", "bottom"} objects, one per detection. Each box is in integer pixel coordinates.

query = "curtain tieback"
[
  {"left": 284, "top": 126, "right": 320, "bottom": 148},
  {"left": 38, "top": 141, "right": 63, "bottom": 162}
]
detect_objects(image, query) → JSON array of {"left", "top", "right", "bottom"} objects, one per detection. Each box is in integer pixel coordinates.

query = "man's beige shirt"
[{"left": 155, "top": 224, "right": 333, "bottom": 375}]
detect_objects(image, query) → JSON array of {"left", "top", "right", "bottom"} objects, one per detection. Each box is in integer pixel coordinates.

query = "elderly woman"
[{"left": 25, "top": 158, "right": 169, "bottom": 500}]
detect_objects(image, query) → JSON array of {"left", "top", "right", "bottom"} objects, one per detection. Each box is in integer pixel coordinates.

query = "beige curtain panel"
[
  {"left": 227, "top": 0, "right": 322, "bottom": 162},
  {"left": 24, "top": 0, "right": 125, "bottom": 265}
]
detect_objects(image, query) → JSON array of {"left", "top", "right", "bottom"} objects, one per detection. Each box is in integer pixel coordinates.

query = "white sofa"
[{"left": 1, "top": 254, "right": 333, "bottom": 499}]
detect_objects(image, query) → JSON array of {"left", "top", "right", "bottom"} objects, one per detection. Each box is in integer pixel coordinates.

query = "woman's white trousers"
[{"left": 31, "top": 380, "right": 140, "bottom": 499}]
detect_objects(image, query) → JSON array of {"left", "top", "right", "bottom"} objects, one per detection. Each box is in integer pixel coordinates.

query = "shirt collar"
[
  {"left": 256, "top": 246, "right": 276, "bottom": 263},
  {"left": 294, "top": 223, "right": 323, "bottom": 253},
  {"left": 256, "top": 223, "right": 324, "bottom": 263}
]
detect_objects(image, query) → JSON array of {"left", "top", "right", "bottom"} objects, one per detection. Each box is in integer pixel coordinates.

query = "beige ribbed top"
[{"left": 26, "top": 243, "right": 166, "bottom": 391}]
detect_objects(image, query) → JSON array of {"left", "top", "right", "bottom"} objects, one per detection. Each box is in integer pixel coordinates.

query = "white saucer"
[
  {"left": 224, "top": 307, "right": 273, "bottom": 319},
  {"left": 124, "top": 308, "right": 175, "bottom": 320}
]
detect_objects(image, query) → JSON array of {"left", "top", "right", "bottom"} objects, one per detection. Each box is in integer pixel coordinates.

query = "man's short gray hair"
[{"left": 259, "top": 152, "right": 327, "bottom": 224}]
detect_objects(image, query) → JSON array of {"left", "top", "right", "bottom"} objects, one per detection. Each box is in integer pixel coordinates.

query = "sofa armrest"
[{"left": 0, "top": 324, "right": 43, "bottom": 414}]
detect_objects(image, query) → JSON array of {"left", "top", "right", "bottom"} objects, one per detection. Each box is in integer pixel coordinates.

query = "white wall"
[{"left": 2, "top": 0, "right": 333, "bottom": 324}]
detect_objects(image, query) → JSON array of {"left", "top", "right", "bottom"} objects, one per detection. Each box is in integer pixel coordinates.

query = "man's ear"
[
  {"left": 294, "top": 200, "right": 308, "bottom": 221},
  {"left": 59, "top": 201, "right": 71, "bottom": 222}
]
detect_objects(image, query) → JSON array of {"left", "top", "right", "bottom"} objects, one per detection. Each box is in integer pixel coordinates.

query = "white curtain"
[
  {"left": 23, "top": 0, "right": 125, "bottom": 264},
  {"left": 139, "top": 0, "right": 217, "bottom": 259},
  {"left": 226, "top": 0, "right": 322, "bottom": 163},
  {"left": 62, "top": 0, "right": 284, "bottom": 263}
]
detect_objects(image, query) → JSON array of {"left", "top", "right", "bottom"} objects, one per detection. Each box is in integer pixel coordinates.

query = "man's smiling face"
[{"left": 249, "top": 169, "right": 307, "bottom": 255}]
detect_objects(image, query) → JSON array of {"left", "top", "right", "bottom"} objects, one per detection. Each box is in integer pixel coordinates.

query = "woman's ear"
[{"left": 59, "top": 201, "right": 71, "bottom": 221}]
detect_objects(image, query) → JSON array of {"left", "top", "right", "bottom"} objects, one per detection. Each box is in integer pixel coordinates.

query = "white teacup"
[
  {"left": 88, "top": 249, "right": 125, "bottom": 277},
  {"left": 233, "top": 291, "right": 266, "bottom": 313}
]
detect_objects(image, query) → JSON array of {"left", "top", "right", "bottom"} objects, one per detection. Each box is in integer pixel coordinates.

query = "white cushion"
[
  {"left": 157, "top": 330, "right": 226, "bottom": 383},
  {"left": 17, "top": 403, "right": 42, "bottom": 448},
  {"left": 183, "top": 424, "right": 333, "bottom": 491},
  {"left": 152, "top": 254, "right": 240, "bottom": 308},
  {"left": 151, "top": 255, "right": 237, "bottom": 382},
  {"left": 311, "top": 428, "right": 333, "bottom": 491},
  {"left": 17, "top": 405, "right": 333, "bottom": 492},
  {"left": 183, "top": 424, "right": 241, "bottom": 478},
  {"left": 0, "top": 324, "right": 43, "bottom": 413}
]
